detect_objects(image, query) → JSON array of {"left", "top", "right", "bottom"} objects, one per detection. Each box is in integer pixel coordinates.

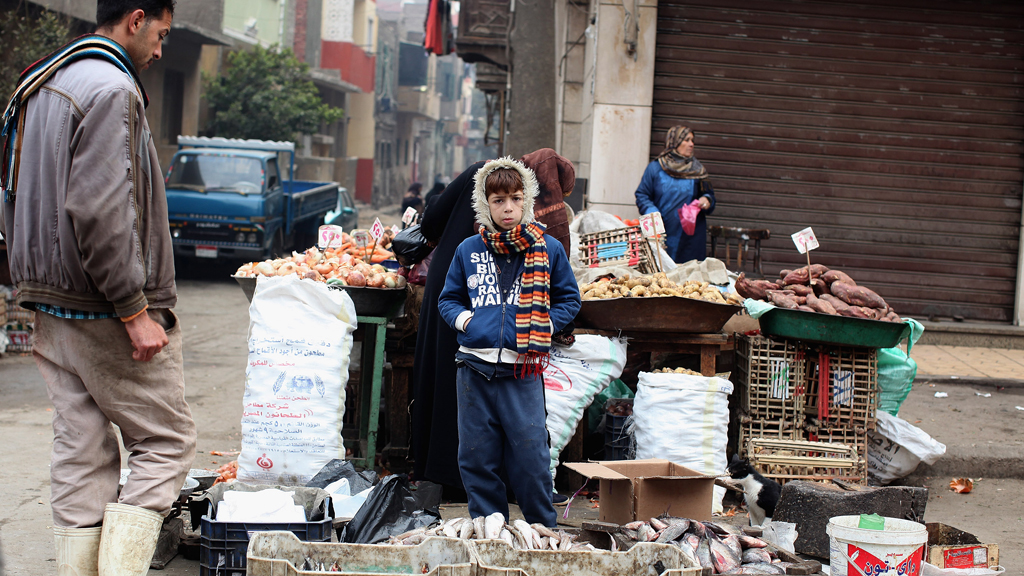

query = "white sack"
[
  {"left": 216, "top": 489, "right": 307, "bottom": 523},
  {"left": 544, "top": 336, "right": 628, "bottom": 485},
  {"left": 238, "top": 275, "right": 358, "bottom": 485},
  {"left": 631, "top": 372, "right": 733, "bottom": 513},
  {"left": 867, "top": 410, "right": 946, "bottom": 484}
]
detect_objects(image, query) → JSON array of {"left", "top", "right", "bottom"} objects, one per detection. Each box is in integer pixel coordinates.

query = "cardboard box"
[
  {"left": 564, "top": 459, "right": 716, "bottom": 524},
  {"left": 926, "top": 523, "right": 999, "bottom": 570}
]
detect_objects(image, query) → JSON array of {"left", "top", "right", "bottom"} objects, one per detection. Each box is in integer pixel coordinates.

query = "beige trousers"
[{"left": 32, "top": 309, "right": 197, "bottom": 528}]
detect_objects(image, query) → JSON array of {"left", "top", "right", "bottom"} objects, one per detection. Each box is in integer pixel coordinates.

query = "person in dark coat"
[
  {"left": 411, "top": 160, "right": 487, "bottom": 491},
  {"left": 402, "top": 182, "right": 424, "bottom": 214},
  {"left": 521, "top": 148, "right": 575, "bottom": 255}
]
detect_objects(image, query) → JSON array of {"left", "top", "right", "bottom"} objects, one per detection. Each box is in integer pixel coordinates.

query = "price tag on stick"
[
  {"left": 370, "top": 218, "right": 385, "bottom": 240},
  {"left": 791, "top": 227, "right": 819, "bottom": 254},
  {"left": 639, "top": 212, "right": 666, "bottom": 271},
  {"left": 401, "top": 207, "right": 418, "bottom": 226},
  {"left": 791, "top": 226, "right": 820, "bottom": 271},
  {"left": 317, "top": 225, "right": 345, "bottom": 249},
  {"left": 638, "top": 213, "right": 666, "bottom": 237}
]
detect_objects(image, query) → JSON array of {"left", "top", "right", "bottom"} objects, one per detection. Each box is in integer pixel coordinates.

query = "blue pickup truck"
[{"left": 164, "top": 136, "right": 346, "bottom": 262}]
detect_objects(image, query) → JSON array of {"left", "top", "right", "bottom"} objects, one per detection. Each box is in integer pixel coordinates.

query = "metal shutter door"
[{"left": 652, "top": 0, "right": 1024, "bottom": 321}]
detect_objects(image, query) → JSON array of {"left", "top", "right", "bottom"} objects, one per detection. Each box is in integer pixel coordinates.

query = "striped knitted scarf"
[
  {"left": 480, "top": 221, "right": 552, "bottom": 375},
  {"left": 1, "top": 35, "right": 147, "bottom": 201}
]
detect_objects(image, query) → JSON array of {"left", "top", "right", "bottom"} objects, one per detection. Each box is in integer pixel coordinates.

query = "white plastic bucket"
[{"left": 827, "top": 515, "right": 928, "bottom": 576}]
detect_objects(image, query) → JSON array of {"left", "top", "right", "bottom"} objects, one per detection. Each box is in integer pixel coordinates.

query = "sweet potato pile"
[{"left": 735, "top": 265, "right": 901, "bottom": 322}]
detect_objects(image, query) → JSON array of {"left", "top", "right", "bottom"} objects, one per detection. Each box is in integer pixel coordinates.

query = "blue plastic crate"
[{"left": 199, "top": 498, "right": 332, "bottom": 576}]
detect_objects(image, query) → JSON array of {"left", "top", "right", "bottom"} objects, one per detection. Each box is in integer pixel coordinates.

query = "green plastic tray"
[{"left": 758, "top": 308, "right": 911, "bottom": 349}]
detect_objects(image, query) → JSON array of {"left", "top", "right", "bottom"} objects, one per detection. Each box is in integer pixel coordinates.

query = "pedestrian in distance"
[
  {"left": 437, "top": 157, "right": 581, "bottom": 527},
  {"left": 402, "top": 182, "right": 425, "bottom": 214},
  {"left": 634, "top": 125, "right": 717, "bottom": 263},
  {"left": 0, "top": 1, "right": 197, "bottom": 574}
]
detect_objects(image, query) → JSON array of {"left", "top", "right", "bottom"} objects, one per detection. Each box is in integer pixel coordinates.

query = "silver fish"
[
  {"left": 650, "top": 517, "right": 669, "bottom": 531},
  {"left": 442, "top": 524, "right": 459, "bottom": 538},
  {"left": 671, "top": 539, "right": 701, "bottom": 568},
  {"left": 707, "top": 533, "right": 742, "bottom": 574},
  {"left": 655, "top": 523, "right": 688, "bottom": 543},
  {"left": 459, "top": 520, "right": 474, "bottom": 540},
  {"left": 402, "top": 533, "right": 427, "bottom": 545},
  {"left": 473, "top": 517, "right": 486, "bottom": 539},
  {"left": 638, "top": 523, "right": 658, "bottom": 542},
  {"left": 695, "top": 536, "right": 714, "bottom": 570},
  {"left": 499, "top": 528, "right": 515, "bottom": 548},
  {"left": 532, "top": 523, "right": 559, "bottom": 541},
  {"left": 737, "top": 534, "right": 768, "bottom": 549},
  {"left": 549, "top": 536, "right": 559, "bottom": 550},
  {"left": 507, "top": 524, "right": 530, "bottom": 549},
  {"left": 558, "top": 532, "right": 577, "bottom": 551},
  {"left": 741, "top": 548, "right": 772, "bottom": 564},
  {"left": 703, "top": 521, "right": 741, "bottom": 536},
  {"left": 484, "top": 512, "right": 504, "bottom": 539},
  {"left": 723, "top": 534, "right": 743, "bottom": 559},
  {"left": 665, "top": 517, "right": 692, "bottom": 530},
  {"left": 609, "top": 533, "right": 618, "bottom": 552},
  {"left": 513, "top": 519, "right": 541, "bottom": 549},
  {"left": 734, "top": 563, "right": 784, "bottom": 574}
]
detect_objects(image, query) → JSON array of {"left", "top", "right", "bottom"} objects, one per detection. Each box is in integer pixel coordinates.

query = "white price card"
[
  {"left": 791, "top": 227, "right": 819, "bottom": 254},
  {"left": 317, "top": 225, "right": 346, "bottom": 249},
  {"left": 639, "top": 212, "right": 666, "bottom": 237},
  {"left": 353, "top": 230, "right": 371, "bottom": 247},
  {"left": 392, "top": 225, "right": 401, "bottom": 235},
  {"left": 402, "top": 207, "right": 418, "bottom": 225},
  {"left": 369, "top": 218, "right": 385, "bottom": 240}
]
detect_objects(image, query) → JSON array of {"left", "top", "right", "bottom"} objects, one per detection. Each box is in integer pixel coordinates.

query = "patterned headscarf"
[{"left": 657, "top": 125, "right": 708, "bottom": 180}]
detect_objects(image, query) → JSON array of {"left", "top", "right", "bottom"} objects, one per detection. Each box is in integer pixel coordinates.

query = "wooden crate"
[
  {"left": 738, "top": 417, "right": 804, "bottom": 458},
  {"left": 747, "top": 437, "right": 867, "bottom": 485},
  {"left": 736, "top": 334, "right": 807, "bottom": 422},
  {"left": 804, "top": 345, "right": 877, "bottom": 430},
  {"left": 805, "top": 419, "right": 869, "bottom": 461},
  {"left": 578, "top": 226, "right": 660, "bottom": 274}
]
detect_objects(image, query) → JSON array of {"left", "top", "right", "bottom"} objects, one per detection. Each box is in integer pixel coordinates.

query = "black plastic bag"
[
  {"left": 340, "top": 475, "right": 442, "bottom": 544},
  {"left": 306, "top": 459, "right": 377, "bottom": 494},
  {"left": 391, "top": 224, "right": 433, "bottom": 267}
]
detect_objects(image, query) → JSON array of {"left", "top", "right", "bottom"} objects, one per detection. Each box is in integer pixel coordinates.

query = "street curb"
[
  {"left": 907, "top": 455, "right": 1024, "bottom": 481},
  {"left": 914, "top": 375, "right": 1024, "bottom": 388}
]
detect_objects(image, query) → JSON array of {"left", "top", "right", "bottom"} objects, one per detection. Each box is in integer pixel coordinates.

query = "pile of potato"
[
  {"left": 735, "top": 265, "right": 900, "bottom": 322},
  {"left": 651, "top": 367, "right": 702, "bottom": 376},
  {"left": 580, "top": 273, "right": 744, "bottom": 305}
]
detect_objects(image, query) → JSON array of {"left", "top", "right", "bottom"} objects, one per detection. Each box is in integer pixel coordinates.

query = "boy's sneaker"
[{"left": 552, "top": 493, "right": 570, "bottom": 506}]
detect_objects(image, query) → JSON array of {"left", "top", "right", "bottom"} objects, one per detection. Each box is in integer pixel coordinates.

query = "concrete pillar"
[
  {"left": 506, "top": 0, "right": 558, "bottom": 158},
  {"left": 581, "top": 0, "right": 656, "bottom": 217}
]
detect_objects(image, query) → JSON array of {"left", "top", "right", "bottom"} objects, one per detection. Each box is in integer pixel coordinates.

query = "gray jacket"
[{"left": 0, "top": 58, "right": 175, "bottom": 316}]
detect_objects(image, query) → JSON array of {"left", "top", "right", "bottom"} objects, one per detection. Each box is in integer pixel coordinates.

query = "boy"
[{"left": 438, "top": 157, "right": 581, "bottom": 527}]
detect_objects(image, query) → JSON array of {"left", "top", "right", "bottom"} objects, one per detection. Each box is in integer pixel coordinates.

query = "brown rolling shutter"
[{"left": 652, "top": 0, "right": 1024, "bottom": 322}]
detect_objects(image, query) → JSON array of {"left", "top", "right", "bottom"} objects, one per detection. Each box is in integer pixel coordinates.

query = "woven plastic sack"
[
  {"left": 630, "top": 372, "right": 733, "bottom": 513},
  {"left": 878, "top": 319, "right": 924, "bottom": 416},
  {"left": 238, "top": 275, "right": 357, "bottom": 485},
  {"left": 543, "top": 335, "right": 628, "bottom": 485}
]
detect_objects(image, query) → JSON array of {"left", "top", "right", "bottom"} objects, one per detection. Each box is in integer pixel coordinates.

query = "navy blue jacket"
[{"left": 438, "top": 233, "right": 581, "bottom": 362}]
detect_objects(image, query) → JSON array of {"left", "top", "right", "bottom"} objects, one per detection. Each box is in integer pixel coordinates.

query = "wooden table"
[{"left": 576, "top": 329, "right": 734, "bottom": 376}]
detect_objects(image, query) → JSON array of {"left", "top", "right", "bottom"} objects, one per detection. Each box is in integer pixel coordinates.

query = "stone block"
[{"left": 772, "top": 481, "right": 928, "bottom": 559}]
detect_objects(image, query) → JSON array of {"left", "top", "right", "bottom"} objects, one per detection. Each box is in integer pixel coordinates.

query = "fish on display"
[{"left": 706, "top": 532, "right": 741, "bottom": 574}]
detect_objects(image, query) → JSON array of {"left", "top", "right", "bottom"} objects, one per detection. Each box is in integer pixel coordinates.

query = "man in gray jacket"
[{"left": 0, "top": 1, "right": 196, "bottom": 574}]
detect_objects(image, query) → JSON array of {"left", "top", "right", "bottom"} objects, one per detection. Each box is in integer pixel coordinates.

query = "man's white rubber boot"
[
  {"left": 97, "top": 503, "right": 163, "bottom": 576},
  {"left": 54, "top": 526, "right": 101, "bottom": 576}
]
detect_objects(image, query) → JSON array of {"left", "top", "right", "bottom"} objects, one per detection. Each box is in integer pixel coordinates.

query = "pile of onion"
[{"left": 235, "top": 247, "right": 406, "bottom": 289}]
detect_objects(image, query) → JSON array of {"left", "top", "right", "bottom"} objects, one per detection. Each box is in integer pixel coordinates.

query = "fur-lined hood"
[{"left": 472, "top": 156, "right": 540, "bottom": 233}]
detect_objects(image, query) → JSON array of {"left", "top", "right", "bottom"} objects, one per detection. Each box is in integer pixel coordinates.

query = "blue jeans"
[{"left": 455, "top": 356, "right": 557, "bottom": 527}]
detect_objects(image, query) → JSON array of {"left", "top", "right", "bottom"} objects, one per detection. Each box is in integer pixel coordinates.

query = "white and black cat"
[{"left": 727, "top": 454, "right": 782, "bottom": 527}]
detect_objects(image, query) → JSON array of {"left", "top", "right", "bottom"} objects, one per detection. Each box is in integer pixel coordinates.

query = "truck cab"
[{"left": 165, "top": 136, "right": 340, "bottom": 262}]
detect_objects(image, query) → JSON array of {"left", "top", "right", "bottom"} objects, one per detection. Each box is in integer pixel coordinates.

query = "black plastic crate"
[
  {"left": 603, "top": 399, "right": 634, "bottom": 461},
  {"left": 199, "top": 499, "right": 332, "bottom": 576}
]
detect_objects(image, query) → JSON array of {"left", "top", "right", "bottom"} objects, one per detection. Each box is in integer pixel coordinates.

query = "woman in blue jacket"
[
  {"left": 438, "top": 157, "right": 581, "bottom": 527},
  {"left": 635, "top": 125, "right": 716, "bottom": 263}
]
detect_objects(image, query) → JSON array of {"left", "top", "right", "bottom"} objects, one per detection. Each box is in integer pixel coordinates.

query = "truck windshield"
[{"left": 166, "top": 154, "right": 265, "bottom": 194}]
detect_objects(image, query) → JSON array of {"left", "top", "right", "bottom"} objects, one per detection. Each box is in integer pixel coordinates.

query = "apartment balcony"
[{"left": 397, "top": 87, "right": 441, "bottom": 120}]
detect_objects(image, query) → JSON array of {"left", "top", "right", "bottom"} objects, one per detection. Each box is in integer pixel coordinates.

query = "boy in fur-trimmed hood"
[{"left": 438, "top": 157, "right": 581, "bottom": 526}]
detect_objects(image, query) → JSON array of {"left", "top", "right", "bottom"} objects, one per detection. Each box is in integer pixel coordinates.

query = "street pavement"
[{"left": 1, "top": 261, "right": 1022, "bottom": 572}]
